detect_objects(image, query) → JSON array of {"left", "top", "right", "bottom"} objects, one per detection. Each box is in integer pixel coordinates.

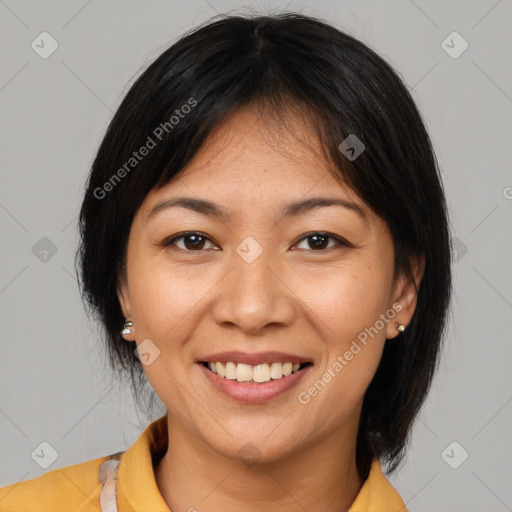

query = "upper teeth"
[{"left": 208, "top": 362, "right": 301, "bottom": 383}]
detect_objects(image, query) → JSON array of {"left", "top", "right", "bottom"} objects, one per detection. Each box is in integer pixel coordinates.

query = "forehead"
[{"left": 151, "top": 106, "right": 359, "bottom": 204}]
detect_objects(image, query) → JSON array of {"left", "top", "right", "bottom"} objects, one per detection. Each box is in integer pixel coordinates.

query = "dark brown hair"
[{"left": 77, "top": 12, "right": 452, "bottom": 480}]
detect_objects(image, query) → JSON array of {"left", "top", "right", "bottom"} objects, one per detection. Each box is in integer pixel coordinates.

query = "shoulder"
[{"left": 0, "top": 452, "right": 123, "bottom": 512}]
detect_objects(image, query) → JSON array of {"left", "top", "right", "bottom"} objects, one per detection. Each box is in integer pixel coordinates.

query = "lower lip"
[{"left": 198, "top": 363, "right": 311, "bottom": 404}]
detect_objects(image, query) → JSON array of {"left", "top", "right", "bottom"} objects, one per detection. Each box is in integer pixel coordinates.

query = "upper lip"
[{"left": 198, "top": 351, "right": 312, "bottom": 366}]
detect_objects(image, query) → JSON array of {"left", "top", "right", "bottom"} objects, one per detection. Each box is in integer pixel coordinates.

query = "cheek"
[
  {"left": 291, "top": 258, "right": 392, "bottom": 406},
  {"left": 294, "top": 267, "right": 390, "bottom": 426},
  {"left": 126, "top": 258, "right": 206, "bottom": 414},
  {"left": 297, "top": 345, "right": 383, "bottom": 435},
  {"left": 128, "top": 255, "right": 215, "bottom": 341},
  {"left": 293, "top": 259, "right": 393, "bottom": 344}
]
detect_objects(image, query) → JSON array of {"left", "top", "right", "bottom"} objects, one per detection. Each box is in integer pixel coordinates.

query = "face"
[{"left": 118, "top": 105, "right": 421, "bottom": 463}]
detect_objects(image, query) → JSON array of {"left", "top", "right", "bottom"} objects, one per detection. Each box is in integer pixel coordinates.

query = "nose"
[{"left": 211, "top": 246, "right": 296, "bottom": 335}]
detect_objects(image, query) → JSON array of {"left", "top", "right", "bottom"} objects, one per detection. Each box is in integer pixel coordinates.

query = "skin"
[{"left": 117, "top": 104, "right": 424, "bottom": 512}]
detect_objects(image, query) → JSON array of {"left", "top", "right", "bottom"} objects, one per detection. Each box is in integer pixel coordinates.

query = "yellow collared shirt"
[{"left": 0, "top": 415, "right": 407, "bottom": 511}]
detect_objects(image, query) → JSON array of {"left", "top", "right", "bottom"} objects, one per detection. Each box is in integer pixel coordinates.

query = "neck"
[{"left": 155, "top": 415, "right": 363, "bottom": 512}]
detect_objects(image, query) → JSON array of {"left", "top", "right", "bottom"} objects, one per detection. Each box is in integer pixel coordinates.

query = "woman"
[{"left": 0, "top": 12, "right": 452, "bottom": 512}]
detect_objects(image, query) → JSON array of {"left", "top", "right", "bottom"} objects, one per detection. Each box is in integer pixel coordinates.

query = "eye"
[
  {"left": 162, "top": 231, "right": 350, "bottom": 252},
  {"left": 293, "top": 232, "right": 350, "bottom": 251},
  {"left": 163, "top": 231, "right": 219, "bottom": 251}
]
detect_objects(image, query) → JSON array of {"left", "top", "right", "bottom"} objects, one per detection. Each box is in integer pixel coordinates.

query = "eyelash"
[{"left": 161, "top": 231, "right": 351, "bottom": 253}]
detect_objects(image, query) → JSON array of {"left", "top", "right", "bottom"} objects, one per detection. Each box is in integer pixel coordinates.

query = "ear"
[
  {"left": 385, "top": 254, "right": 425, "bottom": 340},
  {"left": 117, "top": 273, "right": 135, "bottom": 341}
]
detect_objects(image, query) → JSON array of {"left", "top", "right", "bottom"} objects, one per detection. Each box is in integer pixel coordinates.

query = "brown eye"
[
  {"left": 183, "top": 234, "right": 206, "bottom": 250},
  {"left": 164, "top": 232, "right": 218, "bottom": 251},
  {"left": 306, "top": 234, "right": 330, "bottom": 250},
  {"left": 294, "top": 232, "right": 349, "bottom": 251}
]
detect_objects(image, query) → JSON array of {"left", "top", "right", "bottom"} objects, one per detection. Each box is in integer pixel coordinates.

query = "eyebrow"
[{"left": 146, "top": 196, "right": 368, "bottom": 223}]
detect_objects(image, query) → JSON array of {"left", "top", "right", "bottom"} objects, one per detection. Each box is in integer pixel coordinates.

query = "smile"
[
  {"left": 197, "top": 353, "right": 313, "bottom": 403},
  {"left": 202, "top": 361, "right": 311, "bottom": 383}
]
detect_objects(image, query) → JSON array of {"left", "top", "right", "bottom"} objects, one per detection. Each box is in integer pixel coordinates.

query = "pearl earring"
[
  {"left": 395, "top": 322, "right": 406, "bottom": 333},
  {"left": 121, "top": 319, "right": 133, "bottom": 337}
]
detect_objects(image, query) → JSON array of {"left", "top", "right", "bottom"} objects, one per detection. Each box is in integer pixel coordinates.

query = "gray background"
[{"left": 1, "top": 1, "right": 511, "bottom": 511}]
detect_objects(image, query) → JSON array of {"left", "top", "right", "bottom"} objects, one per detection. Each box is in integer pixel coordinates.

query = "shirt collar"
[
  {"left": 348, "top": 459, "right": 408, "bottom": 511},
  {"left": 116, "top": 415, "right": 407, "bottom": 512},
  {"left": 116, "top": 415, "right": 170, "bottom": 511}
]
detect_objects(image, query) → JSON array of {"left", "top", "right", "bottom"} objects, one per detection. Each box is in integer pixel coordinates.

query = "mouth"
[
  {"left": 200, "top": 360, "right": 312, "bottom": 383},
  {"left": 197, "top": 352, "right": 313, "bottom": 403}
]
